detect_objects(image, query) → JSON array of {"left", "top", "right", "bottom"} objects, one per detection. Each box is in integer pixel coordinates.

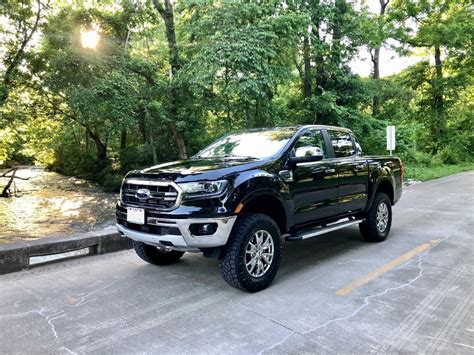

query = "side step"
[{"left": 285, "top": 218, "right": 363, "bottom": 242}]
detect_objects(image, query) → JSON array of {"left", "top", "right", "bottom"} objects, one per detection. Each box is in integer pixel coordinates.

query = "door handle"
[
  {"left": 325, "top": 168, "right": 336, "bottom": 174},
  {"left": 355, "top": 165, "right": 366, "bottom": 171}
]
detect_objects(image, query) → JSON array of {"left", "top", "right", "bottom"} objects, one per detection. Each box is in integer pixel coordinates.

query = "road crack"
[{"left": 307, "top": 253, "right": 427, "bottom": 335}]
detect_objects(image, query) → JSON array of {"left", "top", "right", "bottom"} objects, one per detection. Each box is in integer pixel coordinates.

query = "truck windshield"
[{"left": 195, "top": 127, "right": 296, "bottom": 159}]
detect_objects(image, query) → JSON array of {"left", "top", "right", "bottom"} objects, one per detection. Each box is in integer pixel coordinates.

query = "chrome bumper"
[{"left": 116, "top": 216, "right": 237, "bottom": 251}]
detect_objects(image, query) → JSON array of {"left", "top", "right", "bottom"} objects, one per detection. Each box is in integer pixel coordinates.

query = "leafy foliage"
[{"left": 0, "top": 0, "right": 472, "bottom": 186}]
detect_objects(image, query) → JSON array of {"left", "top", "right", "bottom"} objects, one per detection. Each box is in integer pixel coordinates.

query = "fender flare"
[
  {"left": 227, "top": 170, "right": 291, "bottom": 231},
  {"left": 364, "top": 176, "right": 395, "bottom": 213}
]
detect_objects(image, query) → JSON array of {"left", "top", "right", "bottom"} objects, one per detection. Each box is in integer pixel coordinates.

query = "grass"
[{"left": 404, "top": 163, "right": 474, "bottom": 182}]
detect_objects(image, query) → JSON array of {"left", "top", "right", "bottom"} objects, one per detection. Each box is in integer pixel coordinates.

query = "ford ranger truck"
[{"left": 116, "top": 125, "right": 403, "bottom": 292}]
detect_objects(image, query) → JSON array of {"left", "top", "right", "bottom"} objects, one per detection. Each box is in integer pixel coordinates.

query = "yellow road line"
[{"left": 336, "top": 239, "right": 442, "bottom": 296}]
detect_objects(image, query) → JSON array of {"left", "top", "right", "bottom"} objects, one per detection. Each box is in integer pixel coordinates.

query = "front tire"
[
  {"left": 133, "top": 241, "right": 184, "bottom": 265},
  {"left": 359, "top": 192, "right": 392, "bottom": 242},
  {"left": 219, "top": 213, "right": 282, "bottom": 292}
]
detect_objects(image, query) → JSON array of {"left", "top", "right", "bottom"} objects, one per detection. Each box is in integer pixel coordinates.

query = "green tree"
[
  {"left": 0, "top": 0, "right": 49, "bottom": 106},
  {"left": 183, "top": 1, "right": 302, "bottom": 133},
  {"left": 286, "top": 0, "right": 370, "bottom": 125},
  {"left": 391, "top": 0, "right": 473, "bottom": 152}
]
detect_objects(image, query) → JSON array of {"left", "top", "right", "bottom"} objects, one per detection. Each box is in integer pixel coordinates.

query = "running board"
[{"left": 285, "top": 218, "right": 363, "bottom": 242}]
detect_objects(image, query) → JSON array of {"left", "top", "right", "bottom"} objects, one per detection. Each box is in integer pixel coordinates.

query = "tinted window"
[
  {"left": 352, "top": 134, "right": 363, "bottom": 154},
  {"left": 329, "top": 131, "right": 355, "bottom": 158},
  {"left": 293, "top": 129, "right": 328, "bottom": 159},
  {"left": 195, "top": 127, "right": 297, "bottom": 159}
]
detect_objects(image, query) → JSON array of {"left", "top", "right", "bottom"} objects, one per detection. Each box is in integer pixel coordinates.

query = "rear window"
[{"left": 329, "top": 130, "right": 355, "bottom": 158}]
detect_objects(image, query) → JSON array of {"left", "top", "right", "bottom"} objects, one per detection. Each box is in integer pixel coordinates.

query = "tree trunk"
[
  {"left": 154, "top": 0, "right": 181, "bottom": 75},
  {"left": 169, "top": 86, "right": 187, "bottom": 159},
  {"left": 1, "top": 169, "right": 17, "bottom": 197},
  {"left": 1, "top": 168, "right": 29, "bottom": 197},
  {"left": 85, "top": 127, "right": 89, "bottom": 151},
  {"left": 371, "top": 0, "right": 389, "bottom": 117},
  {"left": 149, "top": 131, "right": 158, "bottom": 165},
  {"left": 432, "top": 45, "right": 445, "bottom": 150},
  {"left": 120, "top": 129, "right": 127, "bottom": 150},
  {"left": 88, "top": 128, "right": 107, "bottom": 162},
  {"left": 152, "top": 0, "right": 188, "bottom": 159},
  {"left": 371, "top": 47, "right": 381, "bottom": 117},
  {"left": 224, "top": 66, "right": 232, "bottom": 130},
  {"left": 145, "top": 106, "right": 158, "bottom": 164},
  {"left": 170, "top": 122, "right": 187, "bottom": 160},
  {"left": 303, "top": 34, "right": 312, "bottom": 99},
  {"left": 139, "top": 109, "right": 148, "bottom": 143},
  {"left": 226, "top": 97, "right": 232, "bottom": 131}
]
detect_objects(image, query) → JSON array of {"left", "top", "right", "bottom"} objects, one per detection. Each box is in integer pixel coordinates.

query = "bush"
[
  {"left": 119, "top": 144, "right": 155, "bottom": 173},
  {"left": 95, "top": 165, "right": 122, "bottom": 192},
  {"left": 101, "top": 173, "right": 123, "bottom": 192},
  {"left": 401, "top": 150, "right": 442, "bottom": 166},
  {"left": 434, "top": 147, "right": 460, "bottom": 165},
  {"left": 405, "top": 162, "right": 474, "bottom": 181}
]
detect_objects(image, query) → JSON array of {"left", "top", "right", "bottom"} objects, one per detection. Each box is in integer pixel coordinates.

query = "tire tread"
[
  {"left": 219, "top": 213, "right": 282, "bottom": 292},
  {"left": 360, "top": 192, "right": 392, "bottom": 242},
  {"left": 133, "top": 241, "right": 184, "bottom": 265}
]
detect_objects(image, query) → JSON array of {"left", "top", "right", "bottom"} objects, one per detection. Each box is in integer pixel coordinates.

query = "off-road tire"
[
  {"left": 133, "top": 241, "right": 184, "bottom": 265},
  {"left": 359, "top": 192, "right": 392, "bottom": 242},
  {"left": 218, "top": 213, "right": 282, "bottom": 292}
]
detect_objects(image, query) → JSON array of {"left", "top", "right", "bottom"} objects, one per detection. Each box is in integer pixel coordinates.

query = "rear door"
[
  {"left": 289, "top": 128, "right": 339, "bottom": 225},
  {"left": 327, "top": 130, "right": 368, "bottom": 214}
]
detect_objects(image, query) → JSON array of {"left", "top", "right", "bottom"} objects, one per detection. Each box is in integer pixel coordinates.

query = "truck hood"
[{"left": 127, "top": 157, "right": 266, "bottom": 182}]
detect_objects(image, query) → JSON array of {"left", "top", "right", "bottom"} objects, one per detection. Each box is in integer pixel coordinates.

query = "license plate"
[{"left": 127, "top": 207, "right": 145, "bottom": 225}]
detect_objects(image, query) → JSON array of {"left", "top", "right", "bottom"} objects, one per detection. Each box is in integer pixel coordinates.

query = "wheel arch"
[
  {"left": 376, "top": 179, "right": 394, "bottom": 204},
  {"left": 364, "top": 178, "right": 395, "bottom": 213},
  {"left": 237, "top": 192, "right": 289, "bottom": 233}
]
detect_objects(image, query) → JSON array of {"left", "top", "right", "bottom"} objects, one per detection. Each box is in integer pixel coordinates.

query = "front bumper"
[{"left": 116, "top": 216, "right": 237, "bottom": 252}]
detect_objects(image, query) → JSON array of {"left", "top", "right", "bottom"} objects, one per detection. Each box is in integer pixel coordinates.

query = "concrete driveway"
[{"left": 1, "top": 172, "right": 473, "bottom": 354}]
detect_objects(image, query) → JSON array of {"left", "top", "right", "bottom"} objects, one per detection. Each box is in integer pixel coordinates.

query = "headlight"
[{"left": 179, "top": 180, "right": 228, "bottom": 199}]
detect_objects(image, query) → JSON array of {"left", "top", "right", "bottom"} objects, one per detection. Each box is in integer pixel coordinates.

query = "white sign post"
[{"left": 386, "top": 125, "right": 395, "bottom": 156}]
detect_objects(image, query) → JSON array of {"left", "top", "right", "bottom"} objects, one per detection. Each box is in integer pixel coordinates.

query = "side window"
[
  {"left": 351, "top": 134, "right": 363, "bottom": 155},
  {"left": 293, "top": 129, "right": 328, "bottom": 159},
  {"left": 329, "top": 130, "right": 355, "bottom": 158}
]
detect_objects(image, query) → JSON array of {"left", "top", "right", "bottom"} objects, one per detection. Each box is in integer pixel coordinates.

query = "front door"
[{"left": 288, "top": 129, "right": 339, "bottom": 225}]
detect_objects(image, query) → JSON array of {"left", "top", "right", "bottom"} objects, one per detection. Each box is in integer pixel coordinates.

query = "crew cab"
[{"left": 116, "top": 125, "right": 403, "bottom": 292}]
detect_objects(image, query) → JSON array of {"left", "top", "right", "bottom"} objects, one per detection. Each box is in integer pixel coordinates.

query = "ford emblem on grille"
[{"left": 136, "top": 188, "right": 151, "bottom": 200}]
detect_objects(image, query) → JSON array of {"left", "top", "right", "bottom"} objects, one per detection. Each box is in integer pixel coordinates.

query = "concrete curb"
[{"left": 0, "top": 227, "right": 132, "bottom": 275}]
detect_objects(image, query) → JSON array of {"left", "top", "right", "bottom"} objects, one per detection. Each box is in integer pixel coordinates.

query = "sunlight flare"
[{"left": 80, "top": 29, "right": 100, "bottom": 49}]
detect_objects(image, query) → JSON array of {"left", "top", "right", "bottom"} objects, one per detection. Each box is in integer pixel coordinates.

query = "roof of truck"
[
  {"left": 233, "top": 125, "right": 352, "bottom": 133},
  {"left": 296, "top": 125, "right": 353, "bottom": 132},
  {"left": 218, "top": 125, "right": 353, "bottom": 139}
]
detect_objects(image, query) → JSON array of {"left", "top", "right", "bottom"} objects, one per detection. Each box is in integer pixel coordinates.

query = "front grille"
[{"left": 121, "top": 180, "right": 180, "bottom": 210}]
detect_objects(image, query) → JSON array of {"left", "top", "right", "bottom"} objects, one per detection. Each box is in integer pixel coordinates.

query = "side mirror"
[{"left": 290, "top": 146, "right": 323, "bottom": 165}]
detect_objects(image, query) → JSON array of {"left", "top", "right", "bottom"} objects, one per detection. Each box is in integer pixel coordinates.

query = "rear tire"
[
  {"left": 360, "top": 192, "right": 392, "bottom": 242},
  {"left": 218, "top": 213, "right": 282, "bottom": 292},
  {"left": 133, "top": 241, "right": 184, "bottom": 265}
]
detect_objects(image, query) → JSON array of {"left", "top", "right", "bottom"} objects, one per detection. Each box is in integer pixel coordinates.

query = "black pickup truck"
[{"left": 116, "top": 125, "right": 403, "bottom": 292}]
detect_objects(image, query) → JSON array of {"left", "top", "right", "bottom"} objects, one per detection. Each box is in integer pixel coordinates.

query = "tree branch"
[
  {"left": 1, "top": 0, "right": 44, "bottom": 105},
  {"left": 151, "top": 0, "right": 165, "bottom": 17}
]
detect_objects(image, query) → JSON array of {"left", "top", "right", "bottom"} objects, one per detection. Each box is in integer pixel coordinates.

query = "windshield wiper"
[
  {"left": 195, "top": 154, "right": 256, "bottom": 160},
  {"left": 219, "top": 155, "right": 256, "bottom": 160}
]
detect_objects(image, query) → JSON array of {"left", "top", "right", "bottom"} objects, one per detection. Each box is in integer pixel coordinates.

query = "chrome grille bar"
[{"left": 120, "top": 179, "right": 183, "bottom": 211}]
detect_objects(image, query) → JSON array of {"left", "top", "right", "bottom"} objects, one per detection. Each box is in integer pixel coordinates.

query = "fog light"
[{"left": 190, "top": 223, "right": 218, "bottom": 236}]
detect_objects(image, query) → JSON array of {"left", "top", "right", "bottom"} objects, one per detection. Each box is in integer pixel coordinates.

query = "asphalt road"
[{"left": 1, "top": 172, "right": 473, "bottom": 354}]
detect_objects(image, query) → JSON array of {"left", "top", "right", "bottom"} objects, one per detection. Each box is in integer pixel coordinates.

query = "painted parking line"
[{"left": 336, "top": 239, "right": 442, "bottom": 296}]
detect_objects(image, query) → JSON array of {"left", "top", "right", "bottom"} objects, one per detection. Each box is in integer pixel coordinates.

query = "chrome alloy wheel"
[
  {"left": 376, "top": 202, "right": 389, "bottom": 233},
  {"left": 245, "top": 230, "right": 274, "bottom": 278}
]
